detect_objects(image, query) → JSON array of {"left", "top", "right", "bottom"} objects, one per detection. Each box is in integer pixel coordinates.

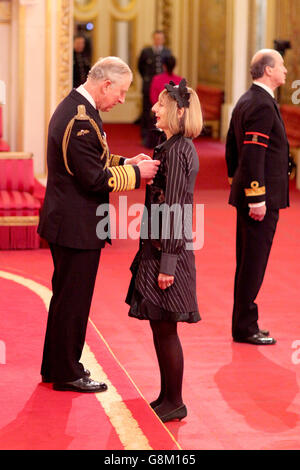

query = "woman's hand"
[{"left": 158, "top": 273, "right": 174, "bottom": 290}]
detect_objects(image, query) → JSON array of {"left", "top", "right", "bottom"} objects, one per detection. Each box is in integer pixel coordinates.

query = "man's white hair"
[{"left": 88, "top": 56, "right": 132, "bottom": 83}]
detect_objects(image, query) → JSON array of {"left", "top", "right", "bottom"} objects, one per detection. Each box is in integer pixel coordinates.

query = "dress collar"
[{"left": 154, "top": 133, "right": 183, "bottom": 154}]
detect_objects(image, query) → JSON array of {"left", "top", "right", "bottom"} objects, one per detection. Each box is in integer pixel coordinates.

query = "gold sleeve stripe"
[
  {"left": 245, "top": 181, "right": 266, "bottom": 197},
  {"left": 115, "top": 167, "right": 122, "bottom": 192},
  {"left": 116, "top": 166, "right": 124, "bottom": 192},
  {"left": 110, "top": 154, "right": 123, "bottom": 166},
  {"left": 108, "top": 167, "right": 121, "bottom": 192},
  {"left": 119, "top": 165, "right": 129, "bottom": 191},
  {"left": 124, "top": 165, "right": 137, "bottom": 191},
  {"left": 108, "top": 165, "right": 136, "bottom": 192}
]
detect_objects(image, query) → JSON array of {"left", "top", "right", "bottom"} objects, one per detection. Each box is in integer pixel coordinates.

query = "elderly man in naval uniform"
[
  {"left": 225, "top": 49, "right": 290, "bottom": 345},
  {"left": 39, "top": 57, "right": 160, "bottom": 392}
]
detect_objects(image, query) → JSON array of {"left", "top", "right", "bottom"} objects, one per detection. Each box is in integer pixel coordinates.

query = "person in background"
[
  {"left": 147, "top": 56, "right": 183, "bottom": 148},
  {"left": 150, "top": 56, "right": 182, "bottom": 106},
  {"left": 138, "top": 30, "right": 172, "bottom": 147},
  {"left": 73, "top": 35, "right": 91, "bottom": 88}
]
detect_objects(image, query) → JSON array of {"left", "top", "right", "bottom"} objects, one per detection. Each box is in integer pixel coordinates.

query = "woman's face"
[{"left": 152, "top": 96, "right": 170, "bottom": 136}]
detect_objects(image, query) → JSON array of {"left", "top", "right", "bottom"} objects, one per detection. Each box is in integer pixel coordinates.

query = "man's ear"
[
  {"left": 103, "top": 79, "right": 112, "bottom": 94},
  {"left": 264, "top": 65, "right": 273, "bottom": 78}
]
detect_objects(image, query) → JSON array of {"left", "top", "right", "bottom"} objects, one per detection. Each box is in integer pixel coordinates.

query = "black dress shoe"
[
  {"left": 234, "top": 332, "right": 276, "bottom": 345},
  {"left": 53, "top": 377, "right": 108, "bottom": 393},
  {"left": 42, "top": 368, "right": 91, "bottom": 383},
  {"left": 259, "top": 329, "right": 270, "bottom": 336},
  {"left": 157, "top": 404, "right": 187, "bottom": 423}
]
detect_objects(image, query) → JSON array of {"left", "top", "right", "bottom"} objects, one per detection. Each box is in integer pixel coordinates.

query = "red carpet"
[
  {"left": 0, "top": 123, "right": 300, "bottom": 450},
  {"left": 0, "top": 269, "right": 180, "bottom": 450}
]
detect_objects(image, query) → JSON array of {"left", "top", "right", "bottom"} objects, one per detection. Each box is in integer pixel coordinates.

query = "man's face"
[
  {"left": 95, "top": 74, "right": 132, "bottom": 112},
  {"left": 153, "top": 32, "right": 165, "bottom": 48},
  {"left": 74, "top": 37, "right": 85, "bottom": 53},
  {"left": 270, "top": 52, "right": 287, "bottom": 88},
  {"left": 152, "top": 94, "right": 169, "bottom": 133}
]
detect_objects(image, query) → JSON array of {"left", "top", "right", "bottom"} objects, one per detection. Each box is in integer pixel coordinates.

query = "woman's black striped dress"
[{"left": 126, "top": 134, "right": 201, "bottom": 323}]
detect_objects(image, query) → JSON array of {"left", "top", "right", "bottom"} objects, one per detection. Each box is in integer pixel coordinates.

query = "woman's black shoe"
[
  {"left": 150, "top": 398, "right": 163, "bottom": 409},
  {"left": 157, "top": 404, "right": 187, "bottom": 423}
]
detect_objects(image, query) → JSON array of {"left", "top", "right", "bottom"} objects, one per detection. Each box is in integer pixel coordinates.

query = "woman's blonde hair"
[{"left": 158, "top": 87, "right": 203, "bottom": 139}]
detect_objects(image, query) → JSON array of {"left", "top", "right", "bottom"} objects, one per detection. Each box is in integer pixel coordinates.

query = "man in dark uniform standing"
[
  {"left": 138, "top": 30, "right": 171, "bottom": 146},
  {"left": 38, "top": 57, "right": 160, "bottom": 392},
  {"left": 225, "top": 49, "right": 290, "bottom": 345},
  {"left": 73, "top": 35, "right": 90, "bottom": 88}
]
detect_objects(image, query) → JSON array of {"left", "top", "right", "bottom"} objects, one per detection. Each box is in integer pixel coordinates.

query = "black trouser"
[
  {"left": 232, "top": 208, "right": 279, "bottom": 340},
  {"left": 41, "top": 243, "right": 101, "bottom": 382}
]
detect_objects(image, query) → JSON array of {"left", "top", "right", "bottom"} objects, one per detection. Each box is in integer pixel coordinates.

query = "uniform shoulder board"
[
  {"left": 75, "top": 105, "right": 89, "bottom": 121},
  {"left": 62, "top": 104, "right": 110, "bottom": 176}
]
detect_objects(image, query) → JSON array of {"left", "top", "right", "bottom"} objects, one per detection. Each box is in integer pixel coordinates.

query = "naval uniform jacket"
[
  {"left": 225, "top": 84, "right": 290, "bottom": 210},
  {"left": 38, "top": 89, "right": 140, "bottom": 250},
  {"left": 138, "top": 46, "right": 172, "bottom": 94},
  {"left": 226, "top": 84, "right": 290, "bottom": 339}
]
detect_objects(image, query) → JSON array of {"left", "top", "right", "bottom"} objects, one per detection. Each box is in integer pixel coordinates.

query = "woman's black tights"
[{"left": 149, "top": 319, "right": 184, "bottom": 415}]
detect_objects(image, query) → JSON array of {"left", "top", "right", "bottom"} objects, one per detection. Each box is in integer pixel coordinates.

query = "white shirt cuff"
[{"left": 248, "top": 202, "right": 266, "bottom": 208}]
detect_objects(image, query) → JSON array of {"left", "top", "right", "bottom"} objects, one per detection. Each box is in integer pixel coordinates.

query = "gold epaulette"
[
  {"left": 110, "top": 154, "right": 123, "bottom": 166},
  {"left": 62, "top": 105, "right": 110, "bottom": 176},
  {"left": 107, "top": 165, "right": 137, "bottom": 192},
  {"left": 75, "top": 105, "right": 89, "bottom": 120},
  {"left": 245, "top": 181, "right": 266, "bottom": 197}
]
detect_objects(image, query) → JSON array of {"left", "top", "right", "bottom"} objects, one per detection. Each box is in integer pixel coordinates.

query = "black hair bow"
[{"left": 164, "top": 79, "right": 190, "bottom": 108}]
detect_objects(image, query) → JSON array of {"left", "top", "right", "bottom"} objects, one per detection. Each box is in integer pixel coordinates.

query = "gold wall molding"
[
  {"left": 276, "top": 0, "right": 300, "bottom": 104},
  {"left": 156, "top": 0, "right": 172, "bottom": 47},
  {"left": 198, "top": 0, "right": 226, "bottom": 88},
  {"left": 0, "top": 1, "right": 11, "bottom": 23},
  {"left": 109, "top": 0, "right": 138, "bottom": 83},
  {"left": 248, "top": 0, "right": 276, "bottom": 83},
  {"left": 74, "top": 0, "right": 99, "bottom": 20},
  {"left": 224, "top": 0, "right": 234, "bottom": 105},
  {"left": 164, "top": 0, "right": 200, "bottom": 88},
  {"left": 17, "top": 3, "right": 25, "bottom": 151},
  {"left": 44, "top": 0, "right": 52, "bottom": 173},
  {"left": 56, "top": 0, "right": 73, "bottom": 104},
  {"left": 221, "top": 0, "right": 251, "bottom": 139},
  {"left": 112, "top": 0, "right": 136, "bottom": 14},
  {"left": 97, "top": 0, "right": 156, "bottom": 123},
  {"left": 74, "top": 0, "right": 98, "bottom": 13}
]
